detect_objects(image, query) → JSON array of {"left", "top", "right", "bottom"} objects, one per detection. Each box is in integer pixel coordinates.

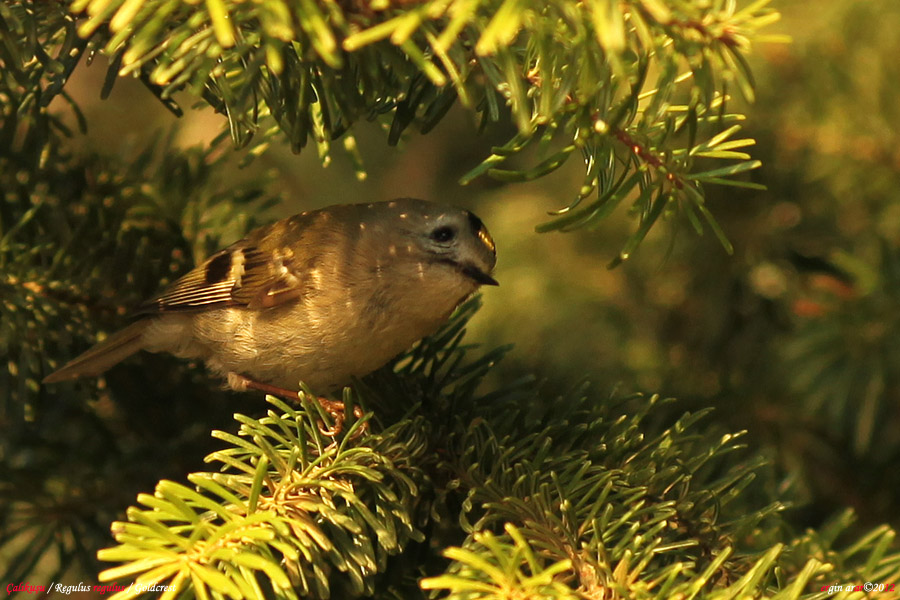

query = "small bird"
[{"left": 44, "top": 199, "right": 497, "bottom": 424}]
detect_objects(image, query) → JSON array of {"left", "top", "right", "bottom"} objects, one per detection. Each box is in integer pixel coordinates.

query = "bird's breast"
[{"left": 177, "top": 269, "right": 474, "bottom": 390}]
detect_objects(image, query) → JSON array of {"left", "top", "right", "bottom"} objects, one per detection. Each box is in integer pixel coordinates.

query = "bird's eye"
[{"left": 430, "top": 226, "right": 456, "bottom": 243}]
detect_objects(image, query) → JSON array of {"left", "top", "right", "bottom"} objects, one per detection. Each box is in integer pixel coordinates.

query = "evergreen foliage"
[
  {"left": 0, "top": 129, "right": 276, "bottom": 588},
  {"left": 1, "top": 0, "right": 899, "bottom": 598},
  {"left": 2, "top": 0, "right": 780, "bottom": 260},
  {"left": 92, "top": 306, "right": 900, "bottom": 598}
]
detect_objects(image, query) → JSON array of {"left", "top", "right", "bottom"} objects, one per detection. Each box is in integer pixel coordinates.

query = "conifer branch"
[
  {"left": 2, "top": 0, "right": 779, "bottom": 260},
  {"left": 97, "top": 395, "right": 428, "bottom": 599},
  {"left": 93, "top": 307, "right": 900, "bottom": 599}
]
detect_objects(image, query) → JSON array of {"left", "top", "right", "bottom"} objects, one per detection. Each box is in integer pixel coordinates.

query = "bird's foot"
[{"left": 227, "top": 373, "right": 365, "bottom": 437}]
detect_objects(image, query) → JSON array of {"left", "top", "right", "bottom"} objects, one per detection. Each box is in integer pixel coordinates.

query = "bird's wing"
[{"left": 136, "top": 223, "right": 309, "bottom": 314}]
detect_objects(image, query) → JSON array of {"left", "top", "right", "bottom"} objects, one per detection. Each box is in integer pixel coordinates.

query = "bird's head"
[{"left": 381, "top": 198, "right": 498, "bottom": 289}]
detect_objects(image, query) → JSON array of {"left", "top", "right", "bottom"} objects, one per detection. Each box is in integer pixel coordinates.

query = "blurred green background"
[{"left": 50, "top": 0, "right": 900, "bottom": 534}]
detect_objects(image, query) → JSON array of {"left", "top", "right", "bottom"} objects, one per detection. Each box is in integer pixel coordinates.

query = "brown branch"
[
  {"left": 611, "top": 127, "right": 684, "bottom": 189},
  {"left": 634, "top": 5, "right": 743, "bottom": 50}
]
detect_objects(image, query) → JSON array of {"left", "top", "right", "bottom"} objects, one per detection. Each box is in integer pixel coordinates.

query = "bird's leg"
[{"left": 227, "top": 373, "right": 364, "bottom": 436}]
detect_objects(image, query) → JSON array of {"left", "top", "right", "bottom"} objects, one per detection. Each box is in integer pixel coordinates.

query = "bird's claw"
[
  {"left": 317, "top": 399, "right": 366, "bottom": 438},
  {"left": 228, "top": 373, "right": 368, "bottom": 438}
]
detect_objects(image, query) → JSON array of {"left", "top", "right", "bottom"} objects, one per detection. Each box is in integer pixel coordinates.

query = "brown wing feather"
[
  {"left": 231, "top": 246, "right": 305, "bottom": 309},
  {"left": 137, "top": 248, "right": 237, "bottom": 312},
  {"left": 136, "top": 239, "right": 306, "bottom": 314}
]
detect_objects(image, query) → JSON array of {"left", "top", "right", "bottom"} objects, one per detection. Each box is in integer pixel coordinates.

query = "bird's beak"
[{"left": 462, "top": 264, "right": 499, "bottom": 286}]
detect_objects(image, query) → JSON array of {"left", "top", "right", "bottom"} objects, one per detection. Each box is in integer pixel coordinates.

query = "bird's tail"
[{"left": 43, "top": 320, "right": 151, "bottom": 383}]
